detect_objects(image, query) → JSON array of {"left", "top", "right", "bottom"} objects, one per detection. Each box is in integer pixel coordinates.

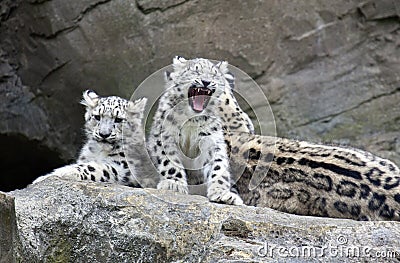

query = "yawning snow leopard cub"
[{"left": 148, "top": 56, "right": 248, "bottom": 205}]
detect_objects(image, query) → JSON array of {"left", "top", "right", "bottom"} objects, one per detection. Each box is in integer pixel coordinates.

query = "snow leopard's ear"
[
  {"left": 224, "top": 71, "right": 235, "bottom": 89},
  {"left": 127, "top": 97, "right": 147, "bottom": 120},
  {"left": 172, "top": 55, "right": 187, "bottom": 71},
  {"left": 81, "top": 90, "right": 100, "bottom": 108},
  {"left": 215, "top": 60, "right": 229, "bottom": 74}
]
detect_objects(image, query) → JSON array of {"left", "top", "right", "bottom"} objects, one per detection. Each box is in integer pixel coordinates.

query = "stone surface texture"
[
  {"left": 0, "top": 192, "right": 17, "bottom": 263},
  {"left": 7, "top": 178, "right": 400, "bottom": 262}
]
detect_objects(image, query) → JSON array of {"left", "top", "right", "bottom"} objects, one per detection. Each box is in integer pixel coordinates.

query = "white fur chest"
[{"left": 178, "top": 121, "right": 202, "bottom": 159}]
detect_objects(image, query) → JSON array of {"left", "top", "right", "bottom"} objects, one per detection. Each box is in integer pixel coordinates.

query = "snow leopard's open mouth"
[{"left": 188, "top": 86, "right": 214, "bottom": 113}]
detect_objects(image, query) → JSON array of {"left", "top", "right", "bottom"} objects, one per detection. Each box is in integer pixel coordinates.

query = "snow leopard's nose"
[
  {"left": 201, "top": 80, "right": 210, "bottom": 87},
  {"left": 99, "top": 132, "right": 111, "bottom": 139}
]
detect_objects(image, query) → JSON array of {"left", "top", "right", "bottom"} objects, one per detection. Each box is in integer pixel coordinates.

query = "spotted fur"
[
  {"left": 33, "top": 90, "right": 155, "bottom": 188},
  {"left": 148, "top": 56, "right": 254, "bottom": 205},
  {"left": 229, "top": 132, "right": 400, "bottom": 221}
]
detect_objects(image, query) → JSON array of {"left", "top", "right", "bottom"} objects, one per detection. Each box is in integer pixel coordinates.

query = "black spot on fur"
[
  {"left": 336, "top": 180, "right": 358, "bottom": 198},
  {"left": 379, "top": 204, "right": 394, "bottom": 219},
  {"left": 297, "top": 189, "right": 310, "bottom": 203},
  {"left": 333, "top": 154, "right": 365, "bottom": 166},
  {"left": 225, "top": 98, "right": 230, "bottom": 105},
  {"left": 350, "top": 205, "right": 361, "bottom": 217},
  {"left": 157, "top": 140, "right": 162, "bottom": 146},
  {"left": 286, "top": 157, "right": 295, "bottom": 164},
  {"left": 334, "top": 201, "right": 348, "bottom": 213},
  {"left": 383, "top": 176, "right": 400, "bottom": 190},
  {"left": 365, "top": 168, "right": 383, "bottom": 186},
  {"left": 309, "top": 173, "right": 332, "bottom": 191},
  {"left": 368, "top": 192, "right": 386, "bottom": 211},
  {"left": 103, "top": 170, "right": 110, "bottom": 179},
  {"left": 176, "top": 172, "right": 182, "bottom": 178},
  {"left": 313, "top": 197, "right": 328, "bottom": 217},
  {"left": 218, "top": 180, "right": 224, "bottom": 185},
  {"left": 214, "top": 165, "right": 221, "bottom": 171},
  {"left": 168, "top": 168, "right": 176, "bottom": 175},
  {"left": 119, "top": 152, "right": 125, "bottom": 157},
  {"left": 267, "top": 188, "right": 293, "bottom": 199},
  {"left": 298, "top": 158, "right": 362, "bottom": 180},
  {"left": 88, "top": 166, "right": 95, "bottom": 172},
  {"left": 163, "top": 160, "right": 170, "bottom": 166},
  {"left": 111, "top": 167, "right": 118, "bottom": 176},
  {"left": 394, "top": 194, "right": 400, "bottom": 204},
  {"left": 276, "top": 157, "right": 286, "bottom": 165},
  {"left": 360, "top": 184, "right": 371, "bottom": 199},
  {"left": 122, "top": 176, "right": 129, "bottom": 183},
  {"left": 121, "top": 161, "right": 128, "bottom": 169},
  {"left": 91, "top": 175, "right": 96, "bottom": 181},
  {"left": 248, "top": 148, "right": 261, "bottom": 160},
  {"left": 282, "top": 169, "right": 297, "bottom": 183}
]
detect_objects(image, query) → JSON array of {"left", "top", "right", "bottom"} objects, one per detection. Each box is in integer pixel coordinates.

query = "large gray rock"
[
  {"left": 0, "top": 0, "right": 399, "bottom": 189},
  {"left": 0, "top": 192, "right": 17, "bottom": 263},
  {"left": 8, "top": 178, "right": 400, "bottom": 262}
]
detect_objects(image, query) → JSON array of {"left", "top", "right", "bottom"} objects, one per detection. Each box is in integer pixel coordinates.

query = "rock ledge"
[{"left": 5, "top": 178, "right": 400, "bottom": 262}]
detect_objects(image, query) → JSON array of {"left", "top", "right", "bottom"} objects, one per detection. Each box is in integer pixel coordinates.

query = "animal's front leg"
[
  {"left": 155, "top": 141, "right": 189, "bottom": 194},
  {"left": 203, "top": 136, "right": 244, "bottom": 205},
  {"left": 33, "top": 162, "right": 110, "bottom": 184}
]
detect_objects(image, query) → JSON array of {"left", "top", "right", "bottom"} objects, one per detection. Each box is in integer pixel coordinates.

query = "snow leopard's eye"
[
  {"left": 93, "top": 115, "right": 101, "bottom": 121},
  {"left": 115, "top": 117, "right": 123, "bottom": 123}
]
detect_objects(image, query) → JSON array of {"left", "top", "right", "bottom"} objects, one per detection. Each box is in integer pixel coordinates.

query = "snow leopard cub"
[
  {"left": 148, "top": 56, "right": 244, "bottom": 205},
  {"left": 33, "top": 90, "right": 154, "bottom": 187}
]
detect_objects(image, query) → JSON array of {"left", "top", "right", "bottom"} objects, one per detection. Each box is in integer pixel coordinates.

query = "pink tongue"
[{"left": 193, "top": 95, "right": 206, "bottom": 111}]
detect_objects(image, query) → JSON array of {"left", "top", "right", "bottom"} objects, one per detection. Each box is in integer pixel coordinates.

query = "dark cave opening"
[{"left": 0, "top": 134, "right": 66, "bottom": 192}]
